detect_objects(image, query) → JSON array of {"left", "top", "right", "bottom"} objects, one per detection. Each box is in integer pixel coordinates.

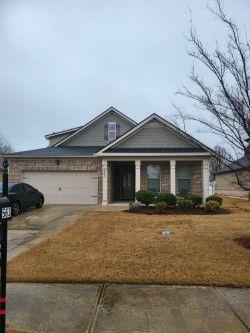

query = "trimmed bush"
[
  {"left": 177, "top": 198, "right": 193, "bottom": 211},
  {"left": 129, "top": 202, "right": 139, "bottom": 212},
  {"left": 135, "top": 189, "right": 155, "bottom": 206},
  {"left": 206, "top": 195, "right": 223, "bottom": 206},
  {"left": 155, "top": 202, "right": 168, "bottom": 213},
  {"left": 205, "top": 200, "right": 220, "bottom": 212},
  {"left": 155, "top": 192, "right": 177, "bottom": 206},
  {"left": 185, "top": 193, "right": 202, "bottom": 207}
]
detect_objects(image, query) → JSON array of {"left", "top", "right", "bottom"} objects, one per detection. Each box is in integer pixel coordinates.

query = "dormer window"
[{"left": 108, "top": 122, "right": 117, "bottom": 140}]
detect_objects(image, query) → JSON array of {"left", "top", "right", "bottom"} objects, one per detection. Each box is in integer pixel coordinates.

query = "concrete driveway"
[{"left": 7, "top": 204, "right": 95, "bottom": 259}]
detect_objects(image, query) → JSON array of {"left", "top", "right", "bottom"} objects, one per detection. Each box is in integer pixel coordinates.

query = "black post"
[
  {"left": 0, "top": 159, "right": 9, "bottom": 333},
  {"left": 2, "top": 160, "right": 8, "bottom": 197}
]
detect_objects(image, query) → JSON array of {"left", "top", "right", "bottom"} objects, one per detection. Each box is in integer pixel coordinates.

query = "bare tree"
[
  {"left": 176, "top": 0, "right": 250, "bottom": 190},
  {"left": 0, "top": 135, "right": 14, "bottom": 155},
  {"left": 210, "top": 145, "right": 231, "bottom": 178}
]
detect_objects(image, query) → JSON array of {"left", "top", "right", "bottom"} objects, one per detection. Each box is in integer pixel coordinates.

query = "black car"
[{"left": 0, "top": 182, "right": 44, "bottom": 216}]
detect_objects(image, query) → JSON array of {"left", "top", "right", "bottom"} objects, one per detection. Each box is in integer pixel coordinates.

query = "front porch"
[{"left": 102, "top": 158, "right": 210, "bottom": 205}]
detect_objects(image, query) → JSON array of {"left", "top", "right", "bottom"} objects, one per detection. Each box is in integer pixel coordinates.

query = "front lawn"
[{"left": 7, "top": 197, "right": 250, "bottom": 286}]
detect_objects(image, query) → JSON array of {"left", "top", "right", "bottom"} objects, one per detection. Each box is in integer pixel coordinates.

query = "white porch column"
[
  {"left": 135, "top": 160, "right": 141, "bottom": 193},
  {"left": 170, "top": 160, "right": 176, "bottom": 195},
  {"left": 102, "top": 160, "right": 108, "bottom": 205},
  {"left": 203, "top": 159, "right": 210, "bottom": 202}
]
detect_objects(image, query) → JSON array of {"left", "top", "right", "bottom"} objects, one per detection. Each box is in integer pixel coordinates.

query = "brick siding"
[
  {"left": 215, "top": 170, "right": 250, "bottom": 199},
  {"left": 8, "top": 158, "right": 205, "bottom": 204},
  {"left": 141, "top": 160, "right": 202, "bottom": 196},
  {"left": 8, "top": 158, "right": 103, "bottom": 203},
  {"left": 140, "top": 161, "right": 171, "bottom": 192}
]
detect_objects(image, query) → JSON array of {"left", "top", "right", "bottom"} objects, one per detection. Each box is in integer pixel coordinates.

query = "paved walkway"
[{"left": 7, "top": 283, "right": 250, "bottom": 333}]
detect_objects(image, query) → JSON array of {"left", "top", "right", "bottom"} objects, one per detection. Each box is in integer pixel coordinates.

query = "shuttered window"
[{"left": 108, "top": 122, "right": 117, "bottom": 140}]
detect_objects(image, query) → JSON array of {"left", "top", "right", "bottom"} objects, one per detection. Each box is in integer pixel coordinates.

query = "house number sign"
[{"left": 1, "top": 207, "right": 11, "bottom": 219}]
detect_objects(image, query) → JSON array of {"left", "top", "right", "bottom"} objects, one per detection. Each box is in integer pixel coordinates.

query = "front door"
[{"left": 112, "top": 163, "right": 135, "bottom": 201}]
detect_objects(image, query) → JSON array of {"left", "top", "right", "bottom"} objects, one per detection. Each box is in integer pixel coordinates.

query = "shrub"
[
  {"left": 185, "top": 193, "right": 202, "bottom": 207},
  {"left": 155, "top": 202, "right": 168, "bottom": 213},
  {"left": 129, "top": 201, "right": 139, "bottom": 212},
  {"left": 177, "top": 198, "right": 193, "bottom": 211},
  {"left": 205, "top": 200, "right": 220, "bottom": 212},
  {"left": 135, "top": 189, "right": 155, "bottom": 206},
  {"left": 206, "top": 195, "right": 223, "bottom": 206},
  {"left": 155, "top": 192, "right": 177, "bottom": 206}
]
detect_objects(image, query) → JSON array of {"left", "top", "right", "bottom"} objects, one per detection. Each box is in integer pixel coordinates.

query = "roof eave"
[
  {"left": 45, "top": 127, "right": 81, "bottom": 139},
  {"left": 95, "top": 152, "right": 211, "bottom": 157},
  {"left": 4, "top": 155, "right": 97, "bottom": 159}
]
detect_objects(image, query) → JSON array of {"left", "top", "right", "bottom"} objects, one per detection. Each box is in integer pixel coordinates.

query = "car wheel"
[
  {"left": 35, "top": 197, "right": 44, "bottom": 209},
  {"left": 12, "top": 201, "right": 21, "bottom": 216}
]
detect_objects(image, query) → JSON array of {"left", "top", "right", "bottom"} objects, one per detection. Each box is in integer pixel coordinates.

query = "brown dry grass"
[{"left": 7, "top": 197, "right": 250, "bottom": 287}]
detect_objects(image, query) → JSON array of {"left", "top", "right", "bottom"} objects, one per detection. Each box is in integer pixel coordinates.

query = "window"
[
  {"left": 177, "top": 165, "right": 191, "bottom": 197},
  {"left": 108, "top": 122, "right": 117, "bottom": 140},
  {"left": 147, "top": 165, "right": 160, "bottom": 193}
]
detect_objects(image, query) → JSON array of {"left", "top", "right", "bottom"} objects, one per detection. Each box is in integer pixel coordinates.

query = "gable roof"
[
  {"left": 45, "top": 126, "right": 82, "bottom": 139},
  {"left": 52, "top": 106, "right": 137, "bottom": 147},
  {"left": 96, "top": 113, "right": 212, "bottom": 156},
  {"left": 215, "top": 155, "right": 250, "bottom": 174}
]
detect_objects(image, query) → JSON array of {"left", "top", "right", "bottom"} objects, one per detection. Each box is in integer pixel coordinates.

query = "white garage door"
[{"left": 22, "top": 171, "right": 98, "bottom": 204}]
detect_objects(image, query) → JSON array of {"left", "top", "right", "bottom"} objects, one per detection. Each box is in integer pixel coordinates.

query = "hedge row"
[{"left": 134, "top": 189, "right": 223, "bottom": 211}]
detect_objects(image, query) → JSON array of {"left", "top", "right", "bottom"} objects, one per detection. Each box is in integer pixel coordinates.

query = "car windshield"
[{"left": 0, "top": 184, "right": 13, "bottom": 192}]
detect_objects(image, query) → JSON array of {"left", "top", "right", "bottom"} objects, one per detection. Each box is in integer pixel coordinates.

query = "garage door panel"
[{"left": 22, "top": 171, "right": 98, "bottom": 204}]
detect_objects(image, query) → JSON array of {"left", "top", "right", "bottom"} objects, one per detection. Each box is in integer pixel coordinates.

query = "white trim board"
[{"left": 95, "top": 152, "right": 210, "bottom": 157}]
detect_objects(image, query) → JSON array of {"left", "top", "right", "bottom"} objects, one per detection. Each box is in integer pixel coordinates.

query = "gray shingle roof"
[
  {"left": 215, "top": 155, "right": 250, "bottom": 174},
  {"left": 6, "top": 146, "right": 104, "bottom": 157},
  {"left": 107, "top": 147, "right": 207, "bottom": 153}
]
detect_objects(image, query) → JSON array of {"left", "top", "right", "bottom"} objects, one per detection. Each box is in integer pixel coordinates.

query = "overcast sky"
[{"left": 0, "top": 0, "right": 249, "bottom": 152}]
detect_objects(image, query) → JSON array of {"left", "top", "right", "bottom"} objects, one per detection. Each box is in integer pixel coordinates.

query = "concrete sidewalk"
[{"left": 7, "top": 283, "right": 250, "bottom": 333}]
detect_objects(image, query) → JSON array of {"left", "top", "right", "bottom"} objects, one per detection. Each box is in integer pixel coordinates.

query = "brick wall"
[
  {"left": 191, "top": 161, "right": 203, "bottom": 195},
  {"left": 140, "top": 161, "right": 170, "bottom": 192},
  {"left": 176, "top": 161, "right": 203, "bottom": 196},
  {"left": 141, "top": 160, "right": 202, "bottom": 195},
  {"left": 107, "top": 161, "right": 112, "bottom": 203},
  {"left": 8, "top": 158, "right": 103, "bottom": 203},
  {"left": 215, "top": 170, "right": 250, "bottom": 199}
]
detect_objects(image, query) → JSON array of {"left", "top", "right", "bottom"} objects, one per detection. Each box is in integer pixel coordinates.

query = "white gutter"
[{"left": 95, "top": 152, "right": 211, "bottom": 157}]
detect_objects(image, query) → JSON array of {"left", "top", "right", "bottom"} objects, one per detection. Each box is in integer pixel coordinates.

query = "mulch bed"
[
  {"left": 127, "top": 206, "right": 231, "bottom": 215},
  {"left": 234, "top": 237, "right": 250, "bottom": 249}
]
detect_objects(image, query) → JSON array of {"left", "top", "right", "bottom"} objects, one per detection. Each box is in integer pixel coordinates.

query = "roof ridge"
[{"left": 45, "top": 106, "right": 137, "bottom": 141}]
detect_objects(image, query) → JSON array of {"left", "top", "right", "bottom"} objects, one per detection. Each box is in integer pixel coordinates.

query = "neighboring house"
[
  {"left": 5, "top": 107, "right": 211, "bottom": 205},
  {"left": 215, "top": 155, "right": 250, "bottom": 199}
]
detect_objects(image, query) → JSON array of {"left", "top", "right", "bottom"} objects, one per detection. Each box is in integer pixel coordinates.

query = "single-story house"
[
  {"left": 215, "top": 155, "right": 250, "bottom": 199},
  {"left": 6, "top": 107, "right": 212, "bottom": 205}
]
